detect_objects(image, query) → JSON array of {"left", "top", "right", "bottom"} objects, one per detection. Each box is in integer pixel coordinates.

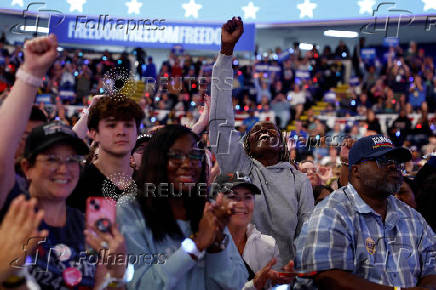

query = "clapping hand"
[
  {"left": 253, "top": 258, "right": 296, "bottom": 290},
  {"left": 0, "top": 196, "right": 48, "bottom": 281}
]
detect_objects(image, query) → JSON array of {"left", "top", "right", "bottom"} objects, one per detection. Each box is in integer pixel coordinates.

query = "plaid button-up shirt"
[{"left": 295, "top": 183, "right": 436, "bottom": 288}]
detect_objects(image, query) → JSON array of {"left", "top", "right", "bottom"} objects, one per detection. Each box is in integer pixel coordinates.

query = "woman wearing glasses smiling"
[
  {"left": 117, "top": 124, "right": 248, "bottom": 289},
  {"left": 0, "top": 35, "right": 127, "bottom": 289}
]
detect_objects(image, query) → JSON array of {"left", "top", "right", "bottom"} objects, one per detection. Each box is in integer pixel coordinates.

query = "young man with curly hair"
[{"left": 67, "top": 96, "right": 144, "bottom": 211}]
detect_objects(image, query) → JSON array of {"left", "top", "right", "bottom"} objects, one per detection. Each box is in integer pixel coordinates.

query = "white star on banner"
[
  {"left": 125, "top": 0, "right": 143, "bottom": 15},
  {"left": 358, "top": 0, "right": 376, "bottom": 14},
  {"left": 242, "top": 2, "right": 260, "bottom": 20},
  {"left": 297, "top": 0, "right": 317, "bottom": 18},
  {"left": 11, "top": 0, "right": 23, "bottom": 7},
  {"left": 66, "top": 0, "right": 86, "bottom": 13},
  {"left": 422, "top": 0, "right": 436, "bottom": 11},
  {"left": 182, "top": 0, "right": 202, "bottom": 18}
]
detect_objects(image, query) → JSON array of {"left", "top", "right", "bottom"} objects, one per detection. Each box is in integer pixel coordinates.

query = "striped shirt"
[{"left": 295, "top": 183, "right": 436, "bottom": 288}]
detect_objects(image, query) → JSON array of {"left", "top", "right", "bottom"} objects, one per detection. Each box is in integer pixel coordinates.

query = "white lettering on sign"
[{"left": 67, "top": 21, "right": 221, "bottom": 45}]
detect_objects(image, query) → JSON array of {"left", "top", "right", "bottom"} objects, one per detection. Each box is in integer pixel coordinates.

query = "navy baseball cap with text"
[{"left": 348, "top": 134, "right": 412, "bottom": 167}]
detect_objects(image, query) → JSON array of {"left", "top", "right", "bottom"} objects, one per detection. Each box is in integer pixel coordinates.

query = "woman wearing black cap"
[
  {"left": 215, "top": 172, "right": 296, "bottom": 289},
  {"left": 0, "top": 35, "right": 127, "bottom": 290}
]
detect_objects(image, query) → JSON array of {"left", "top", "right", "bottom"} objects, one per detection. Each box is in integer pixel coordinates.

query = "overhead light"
[
  {"left": 18, "top": 25, "right": 49, "bottom": 33},
  {"left": 324, "top": 30, "right": 359, "bottom": 38},
  {"left": 299, "top": 43, "right": 313, "bottom": 50}
]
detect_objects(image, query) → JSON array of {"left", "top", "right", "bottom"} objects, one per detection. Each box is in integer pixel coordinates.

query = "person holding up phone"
[
  {"left": 212, "top": 172, "right": 296, "bottom": 290},
  {"left": 0, "top": 34, "right": 128, "bottom": 290},
  {"left": 117, "top": 124, "right": 248, "bottom": 289}
]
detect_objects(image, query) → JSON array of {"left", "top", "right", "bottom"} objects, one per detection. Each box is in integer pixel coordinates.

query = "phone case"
[{"left": 86, "top": 197, "right": 116, "bottom": 233}]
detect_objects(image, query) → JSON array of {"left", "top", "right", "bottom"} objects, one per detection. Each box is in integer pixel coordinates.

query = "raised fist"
[
  {"left": 221, "top": 17, "right": 244, "bottom": 55},
  {"left": 22, "top": 33, "right": 58, "bottom": 78}
]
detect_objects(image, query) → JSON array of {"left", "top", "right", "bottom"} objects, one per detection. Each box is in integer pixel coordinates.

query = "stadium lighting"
[
  {"left": 324, "top": 30, "right": 359, "bottom": 38},
  {"left": 299, "top": 43, "right": 313, "bottom": 50},
  {"left": 19, "top": 25, "right": 49, "bottom": 33}
]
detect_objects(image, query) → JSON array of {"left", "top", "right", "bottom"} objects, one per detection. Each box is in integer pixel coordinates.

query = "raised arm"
[
  {"left": 72, "top": 94, "right": 103, "bottom": 139},
  {"left": 0, "top": 34, "right": 58, "bottom": 209},
  {"left": 191, "top": 94, "right": 210, "bottom": 135},
  {"left": 209, "top": 17, "right": 250, "bottom": 174}
]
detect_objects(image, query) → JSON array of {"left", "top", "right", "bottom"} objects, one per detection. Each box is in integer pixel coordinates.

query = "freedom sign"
[{"left": 49, "top": 14, "right": 255, "bottom": 51}]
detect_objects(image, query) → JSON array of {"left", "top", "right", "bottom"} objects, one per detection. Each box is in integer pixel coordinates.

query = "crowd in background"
[
  {"left": 0, "top": 33, "right": 435, "bottom": 200},
  {"left": 0, "top": 16, "right": 436, "bottom": 289}
]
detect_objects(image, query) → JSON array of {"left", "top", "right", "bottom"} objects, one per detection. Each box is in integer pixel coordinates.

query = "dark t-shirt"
[
  {"left": 28, "top": 207, "right": 95, "bottom": 290},
  {"left": 67, "top": 163, "right": 123, "bottom": 212},
  {"left": 0, "top": 174, "right": 27, "bottom": 222},
  {"left": 0, "top": 182, "right": 96, "bottom": 290}
]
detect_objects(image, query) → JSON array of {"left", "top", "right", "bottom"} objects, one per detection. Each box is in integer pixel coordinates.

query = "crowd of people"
[
  {"left": 0, "top": 16, "right": 435, "bottom": 290},
  {"left": 1, "top": 20, "right": 435, "bottom": 179}
]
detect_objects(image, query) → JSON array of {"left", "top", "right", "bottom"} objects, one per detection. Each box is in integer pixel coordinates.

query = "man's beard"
[{"left": 362, "top": 176, "right": 402, "bottom": 197}]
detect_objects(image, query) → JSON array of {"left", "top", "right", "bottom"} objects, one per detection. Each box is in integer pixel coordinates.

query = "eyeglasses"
[
  {"left": 36, "top": 155, "right": 84, "bottom": 168},
  {"left": 360, "top": 157, "right": 405, "bottom": 172},
  {"left": 300, "top": 167, "right": 318, "bottom": 174},
  {"left": 167, "top": 149, "right": 205, "bottom": 167}
]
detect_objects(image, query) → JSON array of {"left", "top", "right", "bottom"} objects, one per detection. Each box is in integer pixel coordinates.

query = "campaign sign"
[
  {"left": 383, "top": 37, "right": 400, "bottom": 47},
  {"left": 360, "top": 48, "right": 377, "bottom": 61},
  {"left": 49, "top": 14, "right": 255, "bottom": 51}
]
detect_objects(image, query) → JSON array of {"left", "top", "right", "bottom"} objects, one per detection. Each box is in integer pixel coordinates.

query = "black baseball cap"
[
  {"left": 348, "top": 134, "right": 412, "bottom": 167},
  {"left": 210, "top": 172, "right": 261, "bottom": 196},
  {"left": 24, "top": 121, "right": 89, "bottom": 159}
]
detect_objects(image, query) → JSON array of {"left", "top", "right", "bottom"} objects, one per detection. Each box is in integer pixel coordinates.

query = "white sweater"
[{"left": 242, "top": 224, "right": 279, "bottom": 290}]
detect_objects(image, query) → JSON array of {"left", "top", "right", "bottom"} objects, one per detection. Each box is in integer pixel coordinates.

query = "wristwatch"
[
  {"left": 181, "top": 238, "right": 205, "bottom": 261},
  {"left": 104, "top": 263, "right": 135, "bottom": 288}
]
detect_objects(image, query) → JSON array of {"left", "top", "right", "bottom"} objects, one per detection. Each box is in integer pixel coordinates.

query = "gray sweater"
[{"left": 209, "top": 53, "right": 314, "bottom": 267}]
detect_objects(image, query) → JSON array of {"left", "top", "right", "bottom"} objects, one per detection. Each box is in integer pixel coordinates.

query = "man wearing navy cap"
[{"left": 295, "top": 135, "right": 436, "bottom": 289}]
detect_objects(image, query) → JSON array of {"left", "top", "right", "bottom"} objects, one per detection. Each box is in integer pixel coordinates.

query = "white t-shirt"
[{"left": 288, "top": 91, "right": 306, "bottom": 106}]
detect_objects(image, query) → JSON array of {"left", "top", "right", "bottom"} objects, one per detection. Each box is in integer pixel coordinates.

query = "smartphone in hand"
[{"left": 86, "top": 197, "right": 116, "bottom": 234}]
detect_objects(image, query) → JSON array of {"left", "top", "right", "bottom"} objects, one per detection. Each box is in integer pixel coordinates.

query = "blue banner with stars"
[{"left": 2, "top": 0, "right": 436, "bottom": 24}]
